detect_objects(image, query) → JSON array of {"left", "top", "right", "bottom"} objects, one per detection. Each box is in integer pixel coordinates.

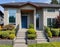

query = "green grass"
[
  {"left": 0, "top": 45, "right": 12, "bottom": 47},
  {"left": 28, "top": 42, "right": 60, "bottom": 47}
]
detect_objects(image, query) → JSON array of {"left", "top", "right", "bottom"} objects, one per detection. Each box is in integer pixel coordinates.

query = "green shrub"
[
  {"left": 27, "top": 29, "right": 36, "bottom": 34},
  {"left": 27, "top": 34, "right": 36, "bottom": 39},
  {"left": 9, "top": 34, "right": 15, "bottom": 40},
  {"left": 2, "top": 31, "right": 9, "bottom": 38},
  {"left": 44, "top": 26, "right": 50, "bottom": 33},
  {"left": 47, "top": 31, "right": 52, "bottom": 38},
  {"left": 51, "top": 29, "right": 59, "bottom": 37},
  {"left": 0, "top": 32, "right": 2, "bottom": 37},
  {"left": 29, "top": 24, "right": 34, "bottom": 29}
]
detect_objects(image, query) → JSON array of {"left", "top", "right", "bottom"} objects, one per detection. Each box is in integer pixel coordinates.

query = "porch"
[{"left": 17, "top": 9, "right": 43, "bottom": 30}]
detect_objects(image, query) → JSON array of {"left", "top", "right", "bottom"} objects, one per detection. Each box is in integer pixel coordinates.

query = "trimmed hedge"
[
  {"left": 29, "top": 24, "right": 34, "bottom": 29},
  {"left": 9, "top": 34, "right": 15, "bottom": 40},
  {"left": 27, "top": 29, "right": 37, "bottom": 39},
  {"left": 2, "top": 32, "right": 9, "bottom": 38},
  {"left": 44, "top": 26, "right": 50, "bottom": 33},
  {"left": 27, "top": 34, "right": 36, "bottom": 39},
  {"left": 27, "top": 29, "right": 36, "bottom": 34},
  {"left": 47, "top": 31, "right": 52, "bottom": 38}
]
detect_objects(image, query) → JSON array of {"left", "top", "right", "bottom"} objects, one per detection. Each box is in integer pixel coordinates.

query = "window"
[
  {"left": 47, "top": 9, "right": 55, "bottom": 12},
  {"left": 47, "top": 18, "right": 56, "bottom": 27},
  {"left": 9, "top": 9, "right": 16, "bottom": 25}
]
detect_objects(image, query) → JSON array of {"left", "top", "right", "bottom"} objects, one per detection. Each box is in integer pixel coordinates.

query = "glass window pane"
[
  {"left": 47, "top": 18, "right": 51, "bottom": 27},
  {"left": 9, "top": 9, "right": 16, "bottom": 25},
  {"left": 47, "top": 9, "right": 55, "bottom": 12}
]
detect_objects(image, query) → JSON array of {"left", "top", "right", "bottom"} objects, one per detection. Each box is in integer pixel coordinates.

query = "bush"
[
  {"left": 7, "top": 30, "right": 15, "bottom": 34},
  {"left": 29, "top": 24, "right": 34, "bottom": 29},
  {"left": 0, "top": 32, "right": 2, "bottom": 37},
  {"left": 27, "top": 29, "right": 36, "bottom": 34},
  {"left": 2, "top": 24, "right": 15, "bottom": 30},
  {"left": 47, "top": 31, "right": 52, "bottom": 38},
  {"left": 51, "top": 29, "right": 59, "bottom": 37},
  {"left": 44, "top": 26, "right": 50, "bottom": 33},
  {"left": 27, "top": 34, "right": 36, "bottom": 39},
  {"left": 0, "top": 26, "right": 2, "bottom": 31},
  {"left": 9, "top": 34, "right": 15, "bottom": 40},
  {"left": 1, "top": 31, "right": 9, "bottom": 38}
]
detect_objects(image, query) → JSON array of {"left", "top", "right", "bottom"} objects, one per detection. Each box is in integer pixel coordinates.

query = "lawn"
[
  {"left": 28, "top": 42, "right": 60, "bottom": 47},
  {"left": 0, "top": 45, "right": 12, "bottom": 47}
]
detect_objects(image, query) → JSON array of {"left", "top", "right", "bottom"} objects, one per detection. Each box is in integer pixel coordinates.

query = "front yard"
[
  {"left": 28, "top": 42, "right": 60, "bottom": 47},
  {"left": 0, "top": 45, "right": 12, "bottom": 47}
]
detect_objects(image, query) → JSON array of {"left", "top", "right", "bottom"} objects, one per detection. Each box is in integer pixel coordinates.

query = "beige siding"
[
  {"left": 43, "top": 8, "right": 59, "bottom": 26},
  {"left": 4, "top": 8, "right": 9, "bottom": 25}
]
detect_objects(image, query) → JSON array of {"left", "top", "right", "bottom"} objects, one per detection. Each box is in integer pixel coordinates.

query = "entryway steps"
[
  {"left": 36, "top": 30, "right": 47, "bottom": 43},
  {"left": 14, "top": 29, "right": 28, "bottom": 47}
]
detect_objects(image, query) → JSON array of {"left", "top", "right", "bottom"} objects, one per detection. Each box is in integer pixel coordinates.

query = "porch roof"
[{"left": 0, "top": 2, "right": 60, "bottom": 8}]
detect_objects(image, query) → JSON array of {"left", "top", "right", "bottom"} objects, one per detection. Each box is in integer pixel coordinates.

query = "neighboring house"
[
  {"left": 0, "top": 2, "right": 60, "bottom": 30},
  {"left": 0, "top": 11, "right": 4, "bottom": 25}
]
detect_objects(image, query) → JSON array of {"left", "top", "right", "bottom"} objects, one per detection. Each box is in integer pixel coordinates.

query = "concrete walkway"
[{"left": 13, "top": 29, "right": 28, "bottom": 47}]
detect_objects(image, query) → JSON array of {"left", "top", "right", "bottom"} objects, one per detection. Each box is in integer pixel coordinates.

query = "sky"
[{"left": 0, "top": 0, "right": 51, "bottom": 12}]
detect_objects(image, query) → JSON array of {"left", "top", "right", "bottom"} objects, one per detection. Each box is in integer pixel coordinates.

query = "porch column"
[
  {"left": 34, "top": 10, "right": 36, "bottom": 30},
  {"left": 16, "top": 9, "right": 21, "bottom": 29}
]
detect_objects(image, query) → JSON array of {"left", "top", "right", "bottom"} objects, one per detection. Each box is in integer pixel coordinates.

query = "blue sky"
[{"left": 0, "top": 0, "right": 51, "bottom": 12}]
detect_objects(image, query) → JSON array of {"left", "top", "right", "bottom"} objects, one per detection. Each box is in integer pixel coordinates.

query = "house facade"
[{"left": 0, "top": 2, "right": 60, "bottom": 30}]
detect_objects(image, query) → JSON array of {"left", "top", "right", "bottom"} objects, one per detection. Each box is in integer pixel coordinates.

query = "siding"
[{"left": 43, "top": 8, "right": 59, "bottom": 26}]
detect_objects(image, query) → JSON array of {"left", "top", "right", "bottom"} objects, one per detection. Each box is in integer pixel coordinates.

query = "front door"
[{"left": 22, "top": 16, "right": 27, "bottom": 28}]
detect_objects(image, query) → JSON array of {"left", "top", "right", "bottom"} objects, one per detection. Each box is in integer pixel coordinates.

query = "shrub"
[
  {"left": 0, "top": 32, "right": 2, "bottom": 37},
  {"left": 2, "top": 24, "right": 15, "bottom": 30},
  {"left": 1, "top": 31, "right": 9, "bottom": 38},
  {"left": 0, "top": 26, "right": 2, "bottom": 31},
  {"left": 9, "top": 31, "right": 15, "bottom": 34},
  {"left": 9, "top": 34, "right": 15, "bottom": 40},
  {"left": 29, "top": 24, "right": 34, "bottom": 29},
  {"left": 51, "top": 29, "right": 59, "bottom": 37},
  {"left": 27, "top": 34, "right": 36, "bottom": 39},
  {"left": 27, "top": 29, "right": 36, "bottom": 34},
  {"left": 47, "top": 31, "right": 52, "bottom": 38},
  {"left": 44, "top": 26, "right": 50, "bottom": 33}
]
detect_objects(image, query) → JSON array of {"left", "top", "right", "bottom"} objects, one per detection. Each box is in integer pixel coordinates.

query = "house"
[
  {"left": 0, "top": 2, "right": 60, "bottom": 46},
  {"left": 0, "top": 11, "right": 4, "bottom": 26},
  {"left": 0, "top": 2, "right": 60, "bottom": 30}
]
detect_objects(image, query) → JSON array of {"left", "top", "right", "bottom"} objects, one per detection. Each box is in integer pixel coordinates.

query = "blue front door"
[{"left": 22, "top": 16, "right": 27, "bottom": 28}]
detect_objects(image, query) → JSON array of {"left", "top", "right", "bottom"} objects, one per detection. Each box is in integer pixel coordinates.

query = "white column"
[
  {"left": 34, "top": 10, "right": 36, "bottom": 30},
  {"left": 16, "top": 9, "right": 21, "bottom": 29},
  {"left": 20, "top": 10, "right": 21, "bottom": 29},
  {"left": 4, "top": 8, "right": 9, "bottom": 25}
]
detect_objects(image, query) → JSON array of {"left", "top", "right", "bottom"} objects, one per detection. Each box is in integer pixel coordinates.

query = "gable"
[{"left": 20, "top": 5, "right": 36, "bottom": 10}]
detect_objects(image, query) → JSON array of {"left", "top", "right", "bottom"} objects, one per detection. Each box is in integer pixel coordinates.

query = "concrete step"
[
  {"left": 16, "top": 37, "right": 26, "bottom": 39},
  {"left": 17, "top": 34, "right": 26, "bottom": 37},
  {"left": 37, "top": 37, "right": 46, "bottom": 39},
  {"left": 14, "top": 39, "right": 26, "bottom": 44},
  {"left": 14, "top": 44, "right": 27, "bottom": 47},
  {"left": 36, "top": 39, "right": 47, "bottom": 41}
]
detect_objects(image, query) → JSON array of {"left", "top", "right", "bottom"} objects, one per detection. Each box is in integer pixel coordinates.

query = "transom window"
[
  {"left": 9, "top": 9, "right": 16, "bottom": 25},
  {"left": 47, "top": 9, "right": 55, "bottom": 12}
]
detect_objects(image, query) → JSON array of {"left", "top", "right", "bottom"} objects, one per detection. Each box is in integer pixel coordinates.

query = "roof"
[{"left": 0, "top": 2, "right": 60, "bottom": 8}]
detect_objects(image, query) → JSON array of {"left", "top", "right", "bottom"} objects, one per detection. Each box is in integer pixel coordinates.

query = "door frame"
[{"left": 21, "top": 14, "right": 29, "bottom": 28}]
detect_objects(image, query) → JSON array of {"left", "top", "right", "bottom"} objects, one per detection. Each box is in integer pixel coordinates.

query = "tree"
[
  {"left": 51, "top": 0, "right": 58, "bottom": 4},
  {"left": 56, "top": 15, "right": 60, "bottom": 28}
]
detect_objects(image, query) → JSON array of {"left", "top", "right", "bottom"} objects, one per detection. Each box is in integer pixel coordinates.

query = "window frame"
[
  {"left": 8, "top": 9, "right": 16, "bottom": 25},
  {"left": 47, "top": 8, "right": 55, "bottom": 12}
]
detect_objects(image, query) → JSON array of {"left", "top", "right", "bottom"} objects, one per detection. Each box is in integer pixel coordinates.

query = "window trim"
[
  {"left": 8, "top": 9, "right": 16, "bottom": 25},
  {"left": 47, "top": 9, "right": 55, "bottom": 12}
]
